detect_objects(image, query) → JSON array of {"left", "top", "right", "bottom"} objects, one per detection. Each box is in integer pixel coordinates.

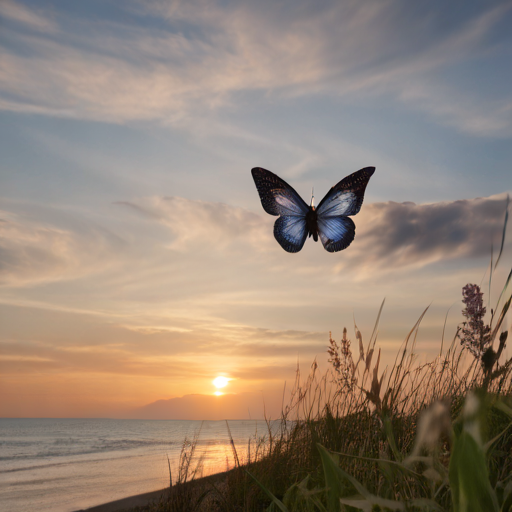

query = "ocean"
[{"left": 0, "top": 418, "right": 281, "bottom": 512}]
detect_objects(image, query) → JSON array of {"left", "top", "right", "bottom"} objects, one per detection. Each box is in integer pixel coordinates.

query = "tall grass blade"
[
  {"left": 490, "top": 294, "right": 511, "bottom": 342},
  {"left": 167, "top": 453, "right": 172, "bottom": 487},
  {"left": 368, "top": 298, "right": 385, "bottom": 353},
  {"left": 489, "top": 242, "right": 494, "bottom": 311},
  {"left": 494, "top": 266, "right": 512, "bottom": 320},
  {"left": 440, "top": 304, "right": 454, "bottom": 356},
  {"left": 449, "top": 430, "right": 499, "bottom": 512},
  {"left": 317, "top": 444, "right": 346, "bottom": 512},
  {"left": 246, "top": 470, "right": 289, "bottom": 512},
  {"left": 318, "top": 444, "right": 443, "bottom": 511},
  {"left": 494, "top": 194, "right": 510, "bottom": 271},
  {"left": 225, "top": 420, "right": 240, "bottom": 467},
  {"left": 383, "top": 416, "right": 402, "bottom": 462}
]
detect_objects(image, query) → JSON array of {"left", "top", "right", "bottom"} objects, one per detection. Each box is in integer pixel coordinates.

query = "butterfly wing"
[
  {"left": 252, "top": 167, "right": 309, "bottom": 253},
  {"left": 316, "top": 167, "right": 375, "bottom": 217},
  {"left": 274, "top": 215, "right": 308, "bottom": 253},
  {"left": 251, "top": 167, "right": 309, "bottom": 216},
  {"left": 317, "top": 216, "right": 355, "bottom": 253},
  {"left": 316, "top": 167, "right": 375, "bottom": 253}
]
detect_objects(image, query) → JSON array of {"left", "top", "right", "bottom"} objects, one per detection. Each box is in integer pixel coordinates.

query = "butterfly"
[{"left": 251, "top": 166, "right": 375, "bottom": 253}]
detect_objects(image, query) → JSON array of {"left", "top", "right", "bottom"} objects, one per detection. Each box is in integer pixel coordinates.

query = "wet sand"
[{"left": 75, "top": 470, "right": 231, "bottom": 512}]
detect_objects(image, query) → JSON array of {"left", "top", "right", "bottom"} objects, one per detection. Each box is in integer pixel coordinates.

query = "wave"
[
  {"left": 0, "top": 451, "right": 147, "bottom": 474},
  {"left": 0, "top": 438, "right": 172, "bottom": 462}
]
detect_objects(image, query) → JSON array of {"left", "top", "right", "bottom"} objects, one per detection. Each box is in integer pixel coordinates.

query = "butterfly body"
[
  {"left": 251, "top": 166, "right": 375, "bottom": 253},
  {"left": 305, "top": 208, "right": 319, "bottom": 241}
]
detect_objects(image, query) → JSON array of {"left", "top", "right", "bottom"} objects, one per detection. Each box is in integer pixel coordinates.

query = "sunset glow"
[
  {"left": 0, "top": 1, "right": 511, "bottom": 420},
  {"left": 213, "top": 377, "right": 229, "bottom": 389}
]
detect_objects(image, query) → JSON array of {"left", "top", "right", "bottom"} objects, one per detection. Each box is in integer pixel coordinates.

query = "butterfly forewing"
[
  {"left": 316, "top": 166, "right": 375, "bottom": 218},
  {"left": 274, "top": 215, "right": 308, "bottom": 253},
  {"left": 316, "top": 190, "right": 357, "bottom": 217},
  {"left": 317, "top": 216, "right": 355, "bottom": 253},
  {"left": 251, "top": 167, "right": 309, "bottom": 216}
]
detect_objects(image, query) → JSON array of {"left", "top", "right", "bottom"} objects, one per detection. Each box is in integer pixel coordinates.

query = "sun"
[{"left": 213, "top": 376, "right": 229, "bottom": 389}]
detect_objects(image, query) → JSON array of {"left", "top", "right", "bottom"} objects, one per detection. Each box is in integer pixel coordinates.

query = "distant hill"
[{"left": 125, "top": 392, "right": 283, "bottom": 420}]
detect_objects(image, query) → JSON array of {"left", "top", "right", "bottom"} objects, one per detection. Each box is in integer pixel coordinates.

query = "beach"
[
  {"left": 76, "top": 488, "right": 169, "bottom": 512},
  {"left": 0, "top": 418, "right": 274, "bottom": 512},
  {"left": 76, "top": 470, "right": 232, "bottom": 512}
]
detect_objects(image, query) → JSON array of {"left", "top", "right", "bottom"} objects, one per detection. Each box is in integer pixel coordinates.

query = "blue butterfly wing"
[
  {"left": 251, "top": 167, "right": 309, "bottom": 216},
  {"left": 317, "top": 216, "right": 355, "bottom": 253},
  {"left": 315, "top": 166, "right": 374, "bottom": 253},
  {"left": 316, "top": 167, "right": 375, "bottom": 217},
  {"left": 274, "top": 215, "right": 308, "bottom": 253},
  {"left": 252, "top": 167, "right": 309, "bottom": 253}
]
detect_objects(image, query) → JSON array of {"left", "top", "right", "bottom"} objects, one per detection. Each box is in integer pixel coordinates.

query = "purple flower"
[{"left": 457, "top": 284, "right": 491, "bottom": 358}]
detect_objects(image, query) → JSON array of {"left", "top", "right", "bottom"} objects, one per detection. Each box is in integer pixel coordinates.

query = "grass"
[{"left": 142, "top": 205, "right": 512, "bottom": 512}]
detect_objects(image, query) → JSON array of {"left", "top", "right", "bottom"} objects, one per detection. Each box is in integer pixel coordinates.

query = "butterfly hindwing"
[
  {"left": 251, "top": 167, "right": 309, "bottom": 216},
  {"left": 317, "top": 216, "right": 355, "bottom": 253},
  {"left": 274, "top": 215, "right": 308, "bottom": 253},
  {"left": 316, "top": 166, "right": 375, "bottom": 217}
]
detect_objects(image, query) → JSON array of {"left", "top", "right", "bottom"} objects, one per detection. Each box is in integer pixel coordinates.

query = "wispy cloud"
[
  {"left": 117, "top": 196, "right": 267, "bottom": 252},
  {"left": 0, "top": 0, "right": 57, "bottom": 32},
  {"left": 0, "top": 207, "right": 126, "bottom": 286},
  {"left": 2, "top": 193, "right": 508, "bottom": 289},
  {"left": 120, "top": 193, "right": 510, "bottom": 273},
  {"left": 0, "top": 1, "right": 510, "bottom": 136}
]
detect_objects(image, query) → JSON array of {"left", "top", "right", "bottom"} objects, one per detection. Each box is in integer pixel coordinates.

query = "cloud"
[
  {"left": 117, "top": 196, "right": 268, "bottom": 252},
  {"left": 2, "top": 190, "right": 510, "bottom": 417},
  {"left": 0, "top": 208, "right": 126, "bottom": 286},
  {"left": 0, "top": 0, "right": 56, "bottom": 32},
  {"left": 353, "top": 194, "right": 510, "bottom": 270},
  {"left": 0, "top": 306, "right": 322, "bottom": 385},
  {"left": 0, "top": 338, "right": 203, "bottom": 377},
  {"left": 120, "top": 193, "right": 511, "bottom": 273},
  {"left": 398, "top": 82, "right": 512, "bottom": 138},
  {"left": 1, "top": 191, "right": 508, "bottom": 292},
  {"left": 0, "top": 1, "right": 510, "bottom": 135}
]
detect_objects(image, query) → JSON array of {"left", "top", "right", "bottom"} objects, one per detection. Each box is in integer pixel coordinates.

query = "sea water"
[{"left": 0, "top": 418, "right": 280, "bottom": 512}]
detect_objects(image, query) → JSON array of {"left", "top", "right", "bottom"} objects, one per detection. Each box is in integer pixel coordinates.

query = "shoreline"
[{"left": 75, "top": 470, "right": 232, "bottom": 512}]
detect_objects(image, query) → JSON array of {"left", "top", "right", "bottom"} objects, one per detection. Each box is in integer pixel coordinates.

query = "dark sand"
[
  {"left": 75, "top": 470, "right": 231, "bottom": 512},
  {"left": 75, "top": 488, "right": 169, "bottom": 512}
]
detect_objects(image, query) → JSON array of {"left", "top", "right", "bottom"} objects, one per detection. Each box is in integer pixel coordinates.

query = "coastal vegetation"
[{"left": 145, "top": 220, "right": 512, "bottom": 512}]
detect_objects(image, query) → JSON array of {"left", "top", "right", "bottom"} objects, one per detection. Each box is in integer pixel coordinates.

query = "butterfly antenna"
[{"left": 311, "top": 187, "right": 315, "bottom": 210}]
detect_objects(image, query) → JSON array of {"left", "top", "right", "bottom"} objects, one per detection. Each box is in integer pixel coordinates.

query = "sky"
[{"left": 1, "top": 0, "right": 511, "bottom": 418}]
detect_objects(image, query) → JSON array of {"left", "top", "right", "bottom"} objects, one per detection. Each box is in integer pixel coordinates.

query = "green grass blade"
[
  {"left": 246, "top": 470, "right": 289, "bottom": 512},
  {"left": 500, "top": 478, "right": 512, "bottom": 512},
  {"left": 339, "top": 496, "right": 444, "bottom": 511},
  {"left": 317, "top": 444, "right": 347, "bottom": 512},
  {"left": 449, "top": 430, "right": 499, "bottom": 512},
  {"left": 383, "top": 416, "right": 402, "bottom": 462},
  {"left": 409, "top": 498, "right": 446, "bottom": 511},
  {"left": 493, "top": 400, "right": 512, "bottom": 419},
  {"left": 317, "top": 444, "right": 370, "bottom": 502}
]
